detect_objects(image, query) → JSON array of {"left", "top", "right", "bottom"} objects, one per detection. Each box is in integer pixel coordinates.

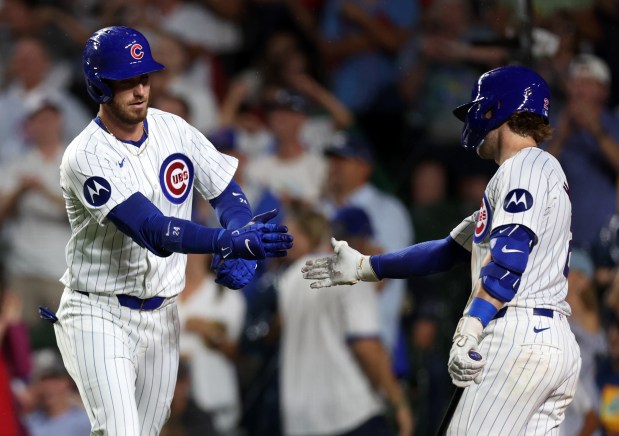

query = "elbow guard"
[{"left": 479, "top": 224, "right": 535, "bottom": 302}]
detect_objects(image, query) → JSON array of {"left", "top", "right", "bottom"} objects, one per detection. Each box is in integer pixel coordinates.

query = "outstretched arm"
[
  {"left": 302, "top": 236, "right": 469, "bottom": 288},
  {"left": 108, "top": 192, "right": 292, "bottom": 260}
]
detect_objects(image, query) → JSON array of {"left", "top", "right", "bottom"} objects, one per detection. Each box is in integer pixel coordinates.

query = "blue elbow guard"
[
  {"left": 479, "top": 224, "right": 535, "bottom": 302},
  {"left": 479, "top": 262, "right": 520, "bottom": 302}
]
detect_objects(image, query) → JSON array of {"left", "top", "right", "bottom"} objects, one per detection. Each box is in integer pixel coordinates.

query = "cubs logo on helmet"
[
  {"left": 159, "top": 153, "right": 194, "bottom": 204},
  {"left": 82, "top": 26, "right": 165, "bottom": 104},
  {"left": 130, "top": 44, "right": 144, "bottom": 60}
]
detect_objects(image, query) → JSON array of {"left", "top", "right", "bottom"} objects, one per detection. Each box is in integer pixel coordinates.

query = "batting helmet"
[
  {"left": 82, "top": 26, "right": 164, "bottom": 104},
  {"left": 453, "top": 65, "right": 550, "bottom": 149}
]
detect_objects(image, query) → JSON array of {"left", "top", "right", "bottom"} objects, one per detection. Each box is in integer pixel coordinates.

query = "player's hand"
[
  {"left": 216, "top": 208, "right": 293, "bottom": 260},
  {"left": 211, "top": 255, "right": 257, "bottom": 289},
  {"left": 301, "top": 238, "right": 378, "bottom": 288},
  {"left": 448, "top": 317, "right": 485, "bottom": 387}
]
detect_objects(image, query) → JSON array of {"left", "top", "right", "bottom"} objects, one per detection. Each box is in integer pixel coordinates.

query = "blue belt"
[
  {"left": 76, "top": 291, "right": 165, "bottom": 311},
  {"left": 494, "top": 307, "right": 554, "bottom": 319}
]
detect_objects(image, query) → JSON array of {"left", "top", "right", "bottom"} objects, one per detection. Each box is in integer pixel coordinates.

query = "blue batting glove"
[
  {"left": 211, "top": 254, "right": 257, "bottom": 289},
  {"left": 216, "top": 223, "right": 293, "bottom": 260}
]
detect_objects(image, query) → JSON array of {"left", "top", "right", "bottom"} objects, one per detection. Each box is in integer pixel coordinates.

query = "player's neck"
[
  {"left": 97, "top": 110, "right": 145, "bottom": 142},
  {"left": 496, "top": 129, "right": 537, "bottom": 165}
]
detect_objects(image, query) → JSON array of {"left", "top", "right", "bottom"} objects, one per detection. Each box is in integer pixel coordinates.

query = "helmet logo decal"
[
  {"left": 159, "top": 153, "right": 194, "bottom": 204},
  {"left": 83, "top": 176, "right": 112, "bottom": 207},
  {"left": 130, "top": 43, "right": 144, "bottom": 60},
  {"left": 503, "top": 189, "right": 533, "bottom": 213},
  {"left": 474, "top": 194, "right": 492, "bottom": 243}
]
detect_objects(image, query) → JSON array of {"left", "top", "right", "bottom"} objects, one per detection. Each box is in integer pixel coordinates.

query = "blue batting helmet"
[
  {"left": 453, "top": 65, "right": 550, "bottom": 149},
  {"left": 82, "top": 26, "right": 164, "bottom": 104}
]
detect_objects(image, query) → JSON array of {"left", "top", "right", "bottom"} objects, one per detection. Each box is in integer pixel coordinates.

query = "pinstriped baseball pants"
[
  {"left": 54, "top": 289, "right": 180, "bottom": 436},
  {"left": 447, "top": 307, "right": 581, "bottom": 435}
]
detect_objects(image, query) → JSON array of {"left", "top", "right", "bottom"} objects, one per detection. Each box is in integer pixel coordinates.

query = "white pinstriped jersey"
[
  {"left": 450, "top": 147, "right": 572, "bottom": 315},
  {"left": 59, "top": 108, "right": 237, "bottom": 298}
]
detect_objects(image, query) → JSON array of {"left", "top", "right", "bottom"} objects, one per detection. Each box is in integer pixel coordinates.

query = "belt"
[
  {"left": 76, "top": 291, "right": 165, "bottom": 311},
  {"left": 494, "top": 307, "right": 554, "bottom": 320}
]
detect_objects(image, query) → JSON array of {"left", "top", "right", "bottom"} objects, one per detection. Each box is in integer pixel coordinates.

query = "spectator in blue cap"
[{"left": 319, "top": 130, "right": 414, "bottom": 359}]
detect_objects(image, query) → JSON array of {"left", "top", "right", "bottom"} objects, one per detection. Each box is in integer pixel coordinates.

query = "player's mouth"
[{"left": 130, "top": 101, "right": 146, "bottom": 109}]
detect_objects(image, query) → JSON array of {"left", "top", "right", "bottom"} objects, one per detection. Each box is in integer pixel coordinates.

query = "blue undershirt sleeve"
[
  {"left": 108, "top": 192, "right": 222, "bottom": 257},
  {"left": 208, "top": 179, "right": 253, "bottom": 229},
  {"left": 369, "top": 236, "right": 470, "bottom": 279}
]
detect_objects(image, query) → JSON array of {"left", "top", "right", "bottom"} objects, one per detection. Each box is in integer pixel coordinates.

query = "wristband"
[{"left": 467, "top": 297, "right": 499, "bottom": 328}]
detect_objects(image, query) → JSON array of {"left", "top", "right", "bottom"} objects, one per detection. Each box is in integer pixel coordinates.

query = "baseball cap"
[
  {"left": 331, "top": 206, "right": 374, "bottom": 240},
  {"left": 568, "top": 54, "right": 611, "bottom": 85},
  {"left": 23, "top": 93, "right": 60, "bottom": 119},
  {"left": 323, "top": 131, "right": 374, "bottom": 164},
  {"left": 265, "top": 88, "right": 309, "bottom": 113}
]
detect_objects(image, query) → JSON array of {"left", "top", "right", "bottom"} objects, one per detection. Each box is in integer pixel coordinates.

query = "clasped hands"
[{"left": 212, "top": 209, "right": 293, "bottom": 289}]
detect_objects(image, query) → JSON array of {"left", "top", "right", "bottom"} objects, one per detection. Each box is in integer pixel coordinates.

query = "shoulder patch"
[
  {"left": 474, "top": 193, "right": 492, "bottom": 244},
  {"left": 503, "top": 189, "right": 533, "bottom": 213},
  {"left": 83, "top": 176, "right": 112, "bottom": 207},
  {"left": 159, "top": 153, "right": 194, "bottom": 204}
]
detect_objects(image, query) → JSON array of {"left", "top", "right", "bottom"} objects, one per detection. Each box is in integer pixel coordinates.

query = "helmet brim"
[{"left": 453, "top": 103, "right": 473, "bottom": 121}]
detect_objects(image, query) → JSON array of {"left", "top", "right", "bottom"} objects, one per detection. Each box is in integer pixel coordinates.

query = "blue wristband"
[{"left": 467, "top": 297, "right": 499, "bottom": 328}]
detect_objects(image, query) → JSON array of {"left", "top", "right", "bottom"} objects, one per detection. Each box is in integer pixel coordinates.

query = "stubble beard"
[{"left": 109, "top": 97, "right": 148, "bottom": 125}]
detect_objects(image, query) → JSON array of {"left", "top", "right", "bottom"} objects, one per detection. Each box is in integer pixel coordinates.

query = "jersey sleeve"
[
  {"left": 449, "top": 211, "right": 478, "bottom": 252},
  {"left": 185, "top": 123, "right": 239, "bottom": 200},
  {"left": 60, "top": 147, "right": 139, "bottom": 224},
  {"left": 490, "top": 155, "right": 550, "bottom": 239}
]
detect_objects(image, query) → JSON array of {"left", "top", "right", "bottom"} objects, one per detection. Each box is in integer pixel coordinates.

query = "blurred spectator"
[
  {"left": 596, "top": 316, "right": 619, "bottom": 435},
  {"left": 563, "top": 249, "right": 605, "bottom": 436},
  {"left": 400, "top": 0, "right": 507, "bottom": 150},
  {"left": 220, "top": 31, "right": 353, "bottom": 157},
  {"left": 178, "top": 253, "right": 246, "bottom": 436},
  {"left": 319, "top": 131, "right": 413, "bottom": 357},
  {"left": 318, "top": 0, "right": 418, "bottom": 114},
  {"left": 278, "top": 203, "right": 413, "bottom": 436},
  {"left": 0, "top": 265, "right": 30, "bottom": 436},
  {"left": 0, "top": 36, "right": 90, "bottom": 164},
  {"left": 244, "top": 88, "right": 327, "bottom": 204},
  {"left": 24, "top": 348, "right": 90, "bottom": 436},
  {"left": 546, "top": 54, "right": 619, "bottom": 252},
  {"left": 149, "top": 31, "right": 219, "bottom": 134},
  {"left": 209, "top": 127, "right": 282, "bottom": 221},
  {"left": 0, "top": 97, "right": 69, "bottom": 345},
  {"left": 161, "top": 357, "right": 218, "bottom": 436}
]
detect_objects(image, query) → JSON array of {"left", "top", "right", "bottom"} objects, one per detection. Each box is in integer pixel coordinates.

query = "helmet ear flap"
[{"left": 85, "top": 75, "right": 113, "bottom": 105}]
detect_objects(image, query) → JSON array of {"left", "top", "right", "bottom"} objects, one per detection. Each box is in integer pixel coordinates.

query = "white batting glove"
[
  {"left": 448, "top": 316, "right": 486, "bottom": 388},
  {"left": 301, "top": 238, "right": 378, "bottom": 288}
]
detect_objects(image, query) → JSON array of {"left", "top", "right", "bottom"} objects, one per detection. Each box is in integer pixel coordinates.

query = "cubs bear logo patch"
[
  {"left": 503, "top": 188, "right": 533, "bottom": 213},
  {"left": 83, "top": 176, "right": 112, "bottom": 207},
  {"left": 159, "top": 153, "right": 194, "bottom": 204}
]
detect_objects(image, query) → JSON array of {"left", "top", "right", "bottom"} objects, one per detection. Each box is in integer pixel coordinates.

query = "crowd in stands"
[{"left": 1, "top": 0, "right": 619, "bottom": 435}]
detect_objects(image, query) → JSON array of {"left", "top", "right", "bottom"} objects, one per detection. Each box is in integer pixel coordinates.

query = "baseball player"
[
  {"left": 303, "top": 65, "right": 581, "bottom": 434},
  {"left": 50, "top": 26, "right": 293, "bottom": 436}
]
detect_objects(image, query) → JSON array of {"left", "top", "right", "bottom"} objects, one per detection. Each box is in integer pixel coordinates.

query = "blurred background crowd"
[{"left": 1, "top": 0, "right": 619, "bottom": 435}]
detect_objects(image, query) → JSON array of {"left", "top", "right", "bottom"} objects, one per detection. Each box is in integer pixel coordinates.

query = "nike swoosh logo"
[
  {"left": 222, "top": 247, "right": 232, "bottom": 259},
  {"left": 501, "top": 245, "right": 524, "bottom": 254},
  {"left": 244, "top": 238, "right": 256, "bottom": 257},
  {"left": 232, "top": 192, "right": 243, "bottom": 196},
  {"left": 533, "top": 327, "right": 550, "bottom": 333},
  {"left": 119, "top": 157, "right": 126, "bottom": 168}
]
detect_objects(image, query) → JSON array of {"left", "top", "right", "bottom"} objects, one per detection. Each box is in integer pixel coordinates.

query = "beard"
[{"left": 109, "top": 97, "right": 148, "bottom": 125}]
